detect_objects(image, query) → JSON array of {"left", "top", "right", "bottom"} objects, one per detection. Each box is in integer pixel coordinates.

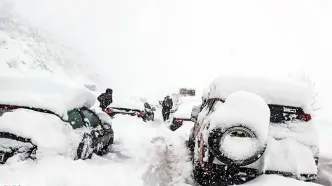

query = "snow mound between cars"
[{"left": 0, "top": 76, "right": 96, "bottom": 118}]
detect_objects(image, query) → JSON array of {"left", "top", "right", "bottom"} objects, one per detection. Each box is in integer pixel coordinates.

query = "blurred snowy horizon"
[{"left": 2, "top": 0, "right": 332, "bottom": 115}]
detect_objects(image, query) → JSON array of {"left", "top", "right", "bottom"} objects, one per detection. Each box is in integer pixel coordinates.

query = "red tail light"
[
  {"left": 219, "top": 99, "right": 225, "bottom": 103},
  {"left": 301, "top": 113, "right": 312, "bottom": 122},
  {"left": 175, "top": 119, "right": 184, "bottom": 124},
  {"left": 138, "top": 112, "right": 145, "bottom": 117},
  {"left": 105, "top": 109, "right": 113, "bottom": 114}
]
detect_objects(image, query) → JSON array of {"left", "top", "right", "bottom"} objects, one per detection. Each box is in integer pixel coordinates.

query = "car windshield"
[
  {"left": 144, "top": 103, "right": 151, "bottom": 109},
  {"left": 67, "top": 109, "right": 85, "bottom": 129}
]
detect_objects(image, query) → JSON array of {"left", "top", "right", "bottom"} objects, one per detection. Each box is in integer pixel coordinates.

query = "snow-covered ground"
[{"left": 0, "top": 113, "right": 326, "bottom": 186}]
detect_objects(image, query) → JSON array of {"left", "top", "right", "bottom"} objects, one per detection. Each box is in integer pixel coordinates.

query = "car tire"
[
  {"left": 169, "top": 123, "right": 181, "bottom": 131},
  {"left": 208, "top": 126, "right": 266, "bottom": 166},
  {"left": 76, "top": 133, "right": 93, "bottom": 160}
]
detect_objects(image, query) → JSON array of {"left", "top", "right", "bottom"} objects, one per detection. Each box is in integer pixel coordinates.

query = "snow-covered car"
[
  {"left": 188, "top": 75, "right": 319, "bottom": 185},
  {"left": 169, "top": 96, "right": 202, "bottom": 131},
  {"left": 104, "top": 97, "right": 155, "bottom": 122},
  {"left": 0, "top": 76, "right": 114, "bottom": 164},
  {"left": 179, "top": 88, "right": 196, "bottom": 96}
]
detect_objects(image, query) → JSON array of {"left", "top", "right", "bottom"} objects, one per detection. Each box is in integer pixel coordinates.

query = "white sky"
[{"left": 9, "top": 0, "right": 332, "bottom": 113}]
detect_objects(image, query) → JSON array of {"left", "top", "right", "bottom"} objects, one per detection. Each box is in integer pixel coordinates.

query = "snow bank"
[
  {"left": 0, "top": 76, "right": 96, "bottom": 118},
  {"left": 269, "top": 122, "right": 319, "bottom": 155},
  {"left": 173, "top": 96, "right": 202, "bottom": 119},
  {"left": 0, "top": 109, "right": 82, "bottom": 156},
  {"left": 314, "top": 118, "right": 332, "bottom": 158},
  {"left": 209, "top": 75, "right": 315, "bottom": 108},
  {"left": 207, "top": 91, "right": 270, "bottom": 143}
]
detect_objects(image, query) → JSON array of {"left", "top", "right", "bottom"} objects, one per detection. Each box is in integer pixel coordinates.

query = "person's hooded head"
[{"left": 106, "top": 88, "right": 113, "bottom": 94}]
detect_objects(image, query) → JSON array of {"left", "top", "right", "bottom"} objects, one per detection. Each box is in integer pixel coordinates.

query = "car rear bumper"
[{"left": 194, "top": 162, "right": 317, "bottom": 186}]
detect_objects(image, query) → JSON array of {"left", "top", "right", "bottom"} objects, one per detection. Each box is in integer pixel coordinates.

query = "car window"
[
  {"left": 67, "top": 109, "right": 85, "bottom": 129},
  {"left": 144, "top": 103, "right": 151, "bottom": 109},
  {"left": 80, "top": 108, "right": 101, "bottom": 128}
]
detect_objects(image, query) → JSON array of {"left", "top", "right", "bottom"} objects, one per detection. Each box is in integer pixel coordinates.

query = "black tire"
[
  {"left": 187, "top": 127, "right": 195, "bottom": 152},
  {"left": 169, "top": 123, "right": 181, "bottom": 131},
  {"left": 208, "top": 126, "right": 266, "bottom": 166},
  {"left": 76, "top": 133, "right": 93, "bottom": 160}
]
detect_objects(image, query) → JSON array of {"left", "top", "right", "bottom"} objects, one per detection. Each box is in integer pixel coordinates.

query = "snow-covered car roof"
[
  {"left": 110, "top": 97, "right": 149, "bottom": 111},
  {"left": 209, "top": 75, "right": 315, "bottom": 108},
  {"left": 0, "top": 76, "right": 96, "bottom": 118},
  {"left": 173, "top": 96, "right": 202, "bottom": 119}
]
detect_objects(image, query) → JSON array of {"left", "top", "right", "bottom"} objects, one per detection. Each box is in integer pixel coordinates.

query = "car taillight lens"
[
  {"left": 105, "top": 109, "right": 112, "bottom": 114},
  {"left": 175, "top": 119, "right": 183, "bottom": 124},
  {"left": 138, "top": 112, "right": 145, "bottom": 117},
  {"left": 219, "top": 99, "right": 225, "bottom": 103},
  {"left": 301, "top": 113, "right": 312, "bottom": 122}
]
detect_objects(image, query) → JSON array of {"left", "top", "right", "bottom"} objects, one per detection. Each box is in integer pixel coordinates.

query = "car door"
[{"left": 79, "top": 107, "right": 112, "bottom": 152}]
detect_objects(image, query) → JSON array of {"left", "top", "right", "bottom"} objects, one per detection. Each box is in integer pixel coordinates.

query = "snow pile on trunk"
[
  {"left": 0, "top": 109, "right": 82, "bottom": 156},
  {"left": 209, "top": 75, "right": 315, "bottom": 109},
  {"left": 207, "top": 91, "right": 270, "bottom": 143},
  {"left": 0, "top": 76, "right": 96, "bottom": 118}
]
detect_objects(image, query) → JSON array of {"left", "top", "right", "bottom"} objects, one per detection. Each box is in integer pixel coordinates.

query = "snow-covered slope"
[{"left": 0, "top": 1, "right": 98, "bottom": 86}]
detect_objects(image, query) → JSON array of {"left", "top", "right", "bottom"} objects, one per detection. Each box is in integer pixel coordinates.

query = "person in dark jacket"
[
  {"left": 162, "top": 95, "right": 173, "bottom": 121},
  {"left": 97, "top": 88, "right": 113, "bottom": 111}
]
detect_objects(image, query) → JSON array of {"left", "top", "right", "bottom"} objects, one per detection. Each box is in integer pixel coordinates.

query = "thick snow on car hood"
[
  {"left": 0, "top": 109, "right": 82, "bottom": 156},
  {"left": 0, "top": 76, "right": 96, "bottom": 118},
  {"left": 209, "top": 75, "right": 315, "bottom": 109},
  {"left": 173, "top": 96, "right": 201, "bottom": 119}
]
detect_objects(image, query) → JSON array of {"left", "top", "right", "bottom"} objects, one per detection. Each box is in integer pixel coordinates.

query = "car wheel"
[
  {"left": 76, "top": 133, "right": 93, "bottom": 160},
  {"left": 208, "top": 126, "right": 266, "bottom": 166},
  {"left": 169, "top": 123, "right": 181, "bottom": 131}
]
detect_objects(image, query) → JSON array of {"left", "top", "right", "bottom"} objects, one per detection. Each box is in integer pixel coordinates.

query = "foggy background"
[{"left": 7, "top": 0, "right": 332, "bottom": 114}]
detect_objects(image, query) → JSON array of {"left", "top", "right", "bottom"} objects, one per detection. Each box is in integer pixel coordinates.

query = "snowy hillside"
[{"left": 0, "top": 2, "right": 99, "bottom": 86}]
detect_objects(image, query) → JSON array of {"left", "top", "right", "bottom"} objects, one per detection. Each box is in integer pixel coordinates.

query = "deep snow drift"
[{"left": 0, "top": 114, "right": 324, "bottom": 186}]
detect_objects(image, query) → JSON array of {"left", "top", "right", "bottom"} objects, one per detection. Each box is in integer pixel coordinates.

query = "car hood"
[{"left": 0, "top": 109, "right": 82, "bottom": 155}]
